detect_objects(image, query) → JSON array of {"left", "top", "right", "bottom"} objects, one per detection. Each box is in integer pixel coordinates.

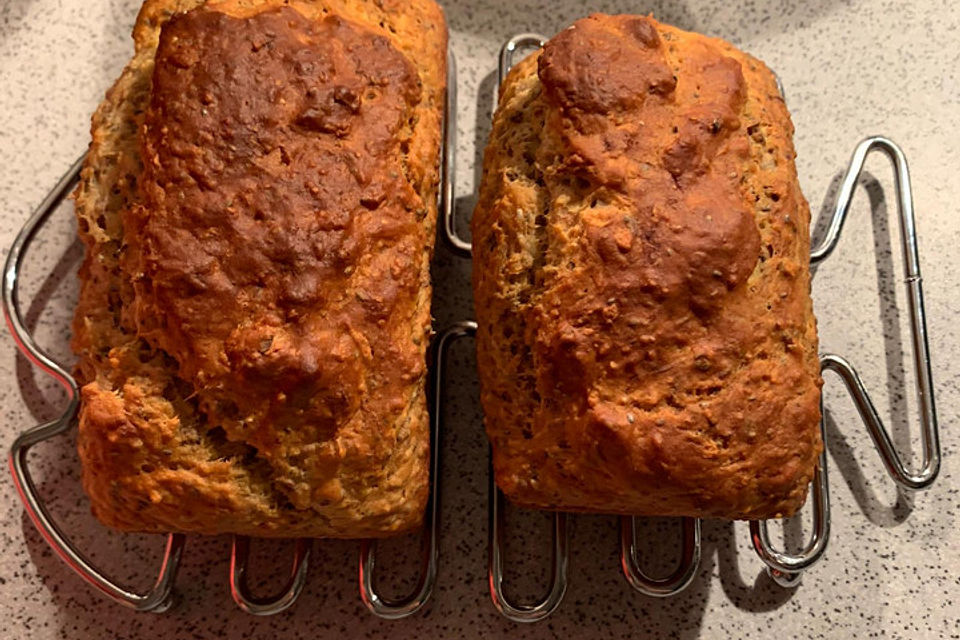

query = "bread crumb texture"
[
  {"left": 472, "top": 14, "right": 822, "bottom": 520},
  {"left": 72, "top": 0, "right": 446, "bottom": 537}
]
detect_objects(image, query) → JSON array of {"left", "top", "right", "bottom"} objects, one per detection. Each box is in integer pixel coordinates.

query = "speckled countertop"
[{"left": 1, "top": 0, "right": 958, "bottom": 638}]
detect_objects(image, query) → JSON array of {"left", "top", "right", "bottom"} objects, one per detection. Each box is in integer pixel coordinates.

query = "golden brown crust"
[
  {"left": 72, "top": 0, "right": 446, "bottom": 537},
  {"left": 472, "top": 14, "right": 822, "bottom": 520}
]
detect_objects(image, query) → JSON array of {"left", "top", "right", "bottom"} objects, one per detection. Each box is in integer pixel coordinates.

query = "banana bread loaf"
[
  {"left": 472, "top": 14, "right": 822, "bottom": 520},
  {"left": 72, "top": 0, "right": 446, "bottom": 537}
]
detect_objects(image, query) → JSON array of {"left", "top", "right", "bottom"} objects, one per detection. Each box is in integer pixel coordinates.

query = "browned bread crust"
[
  {"left": 472, "top": 14, "right": 822, "bottom": 520},
  {"left": 72, "top": 0, "right": 446, "bottom": 537}
]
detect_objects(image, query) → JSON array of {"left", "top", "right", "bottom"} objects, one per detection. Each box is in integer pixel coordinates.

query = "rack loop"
[
  {"left": 229, "top": 536, "right": 311, "bottom": 615},
  {"left": 620, "top": 516, "right": 701, "bottom": 597},
  {"left": 488, "top": 480, "right": 569, "bottom": 623},
  {"left": 359, "top": 320, "right": 473, "bottom": 618},
  {"left": 498, "top": 33, "right": 547, "bottom": 85},
  {"left": 821, "top": 353, "right": 938, "bottom": 489},
  {"left": 750, "top": 398, "right": 831, "bottom": 587},
  {"left": 810, "top": 136, "right": 940, "bottom": 488},
  {"left": 441, "top": 34, "right": 548, "bottom": 257},
  {"left": 439, "top": 51, "right": 469, "bottom": 257},
  {"left": 4, "top": 155, "right": 186, "bottom": 612}
]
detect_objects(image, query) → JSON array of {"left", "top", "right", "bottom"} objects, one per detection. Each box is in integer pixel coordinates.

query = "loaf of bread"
[
  {"left": 71, "top": 0, "right": 446, "bottom": 537},
  {"left": 472, "top": 14, "right": 822, "bottom": 520}
]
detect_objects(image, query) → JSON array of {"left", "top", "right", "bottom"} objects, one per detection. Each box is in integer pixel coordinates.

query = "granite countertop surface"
[{"left": 1, "top": 0, "right": 957, "bottom": 638}]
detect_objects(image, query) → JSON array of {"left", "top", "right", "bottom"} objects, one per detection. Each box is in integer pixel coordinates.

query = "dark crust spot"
[{"left": 538, "top": 15, "right": 677, "bottom": 114}]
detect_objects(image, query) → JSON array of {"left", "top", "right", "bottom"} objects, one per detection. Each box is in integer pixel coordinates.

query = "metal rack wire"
[
  {"left": 436, "top": 33, "right": 943, "bottom": 622},
  {"left": 3, "top": 49, "right": 460, "bottom": 619}
]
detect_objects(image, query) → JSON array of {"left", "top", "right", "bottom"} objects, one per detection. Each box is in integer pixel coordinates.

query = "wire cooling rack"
[{"left": 3, "top": 33, "right": 941, "bottom": 623}]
